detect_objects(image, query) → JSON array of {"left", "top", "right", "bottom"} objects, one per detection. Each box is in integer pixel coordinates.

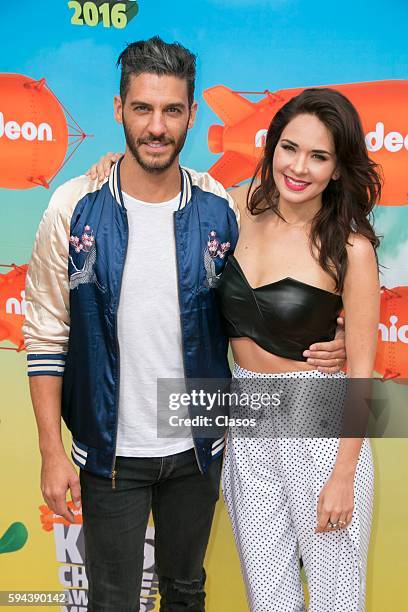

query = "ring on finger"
[{"left": 328, "top": 520, "right": 339, "bottom": 529}]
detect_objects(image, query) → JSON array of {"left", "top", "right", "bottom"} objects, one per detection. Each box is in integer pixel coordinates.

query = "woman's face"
[{"left": 272, "top": 113, "right": 339, "bottom": 206}]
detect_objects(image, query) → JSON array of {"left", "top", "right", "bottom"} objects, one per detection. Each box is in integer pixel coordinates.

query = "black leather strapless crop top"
[{"left": 215, "top": 255, "right": 343, "bottom": 362}]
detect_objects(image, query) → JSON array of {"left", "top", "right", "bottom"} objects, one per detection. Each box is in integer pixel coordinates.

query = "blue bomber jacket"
[{"left": 23, "top": 160, "right": 240, "bottom": 479}]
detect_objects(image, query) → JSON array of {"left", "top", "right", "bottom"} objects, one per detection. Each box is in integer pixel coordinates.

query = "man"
[{"left": 24, "top": 37, "right": 345, "bottom": 611}]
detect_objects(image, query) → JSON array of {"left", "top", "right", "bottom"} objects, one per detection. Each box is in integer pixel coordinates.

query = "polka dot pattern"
[{"left": 223, "top": 365, "right": 374, "bottom": 612}]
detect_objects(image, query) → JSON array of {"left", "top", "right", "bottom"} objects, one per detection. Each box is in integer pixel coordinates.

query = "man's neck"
[{"left": 120, "top": 152, "right": 181, "bottom": 203}]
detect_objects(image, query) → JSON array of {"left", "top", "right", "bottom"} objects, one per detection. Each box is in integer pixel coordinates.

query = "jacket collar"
[{"left": 108, "top": 157, "right": 192, "bottom": 211}]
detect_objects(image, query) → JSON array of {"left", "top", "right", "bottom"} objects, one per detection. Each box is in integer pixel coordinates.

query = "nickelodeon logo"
[
  {"left": 365, "top": 122, "right": 408, "bottom": 153},
  {"left": 378, "top": 315, "right": 408, "bottom": 344},
  {"left": 0, "top": 111, "right": 53, "bottom": 141},
  {"left": 254, "top": 123, "right": 408, "bottom": 154},
  {"left": 5, "top": 290, "right": 26, "bottom": 316},
  {"left": 255, "top": 129, "right": 267, "bottom": 148}
]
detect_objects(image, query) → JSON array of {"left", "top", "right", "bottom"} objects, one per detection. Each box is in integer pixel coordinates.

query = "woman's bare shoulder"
[
  {"left": 346, "top": 233, "right": 376, "bottom": 264},
  {"left": 230, "top": 184, "right": 248, "bottom": 211},
  {"left": 343, "top": 233, "right": 379, "bottom": 293},
  {"left": 230, "top": 181, "right": 259, "bottom": 212}
]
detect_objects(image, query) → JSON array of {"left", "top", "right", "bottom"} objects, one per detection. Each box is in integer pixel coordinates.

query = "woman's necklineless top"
[{"left": 215, "top": 254, "right": 343, "bottom": 362}]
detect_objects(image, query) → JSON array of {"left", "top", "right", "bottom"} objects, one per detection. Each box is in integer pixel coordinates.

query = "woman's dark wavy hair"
[{"left": 247, "top": 87, "right": 382, "bottom": 293}]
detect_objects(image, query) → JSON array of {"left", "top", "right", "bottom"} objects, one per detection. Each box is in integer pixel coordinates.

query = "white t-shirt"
[{"left": 116, "top": 191, "right": 194, "bottom": 457}]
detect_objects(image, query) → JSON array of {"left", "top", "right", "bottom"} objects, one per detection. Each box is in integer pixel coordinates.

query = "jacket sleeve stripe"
[
  {"left": 27, "top": 369, "right": 65, "bottom": 377},
  {"left": 211, "top": 436, "right": 226, "bottom": 455},
  {"left": 27, "top": 353, "right": 66, "bottom": 361},
  {"left": 26, "top": 352, "right": 66, "bottom": 377},
  {"left": 71, "top": 448, "right": 87, "bottom": 467},
  {"left": 72, "top": 441, "right": 87, "bottom": 458}
]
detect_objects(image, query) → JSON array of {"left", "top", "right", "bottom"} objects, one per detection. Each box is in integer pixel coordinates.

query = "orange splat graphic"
[
  {"left": 0, "top": 264, "right": 28, "bottom": 351},
  {"left": 39, "top": 502, "right": 83, "bottom": 532}
]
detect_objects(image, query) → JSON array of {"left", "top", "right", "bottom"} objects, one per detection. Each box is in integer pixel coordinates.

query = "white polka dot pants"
[{"left": 223, "top": 365, "right": 374, "bottom": 612}]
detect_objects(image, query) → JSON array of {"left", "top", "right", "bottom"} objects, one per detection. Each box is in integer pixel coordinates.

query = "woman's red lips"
[{"left": 284, "top": 174, "right": 311, "bottom": 191}]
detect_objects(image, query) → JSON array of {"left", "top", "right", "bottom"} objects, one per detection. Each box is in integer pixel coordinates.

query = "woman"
[
  {"left": 215, "top": 88, "right": 380, "bottom": 611},
  {"left": 88, "top": 87, "right": 380, "bottom": 611}
]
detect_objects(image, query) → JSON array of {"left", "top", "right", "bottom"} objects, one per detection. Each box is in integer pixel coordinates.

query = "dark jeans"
[{"left": 80, "top": 448, "right": 222, "bottom": 612}]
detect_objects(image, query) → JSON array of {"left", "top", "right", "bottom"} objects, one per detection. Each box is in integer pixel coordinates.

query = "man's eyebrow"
[
  {"left": 129, "top": 100, "right": 153, "bottom": 108},
  {"left": 164, "top": 102, "right": 187, "bottom": 110},
  {"left": 281, "top": 138, "right": 333, "bottom": 156},
  {"left": 129, "top": 100, "right": 187, "bottom": 110}
]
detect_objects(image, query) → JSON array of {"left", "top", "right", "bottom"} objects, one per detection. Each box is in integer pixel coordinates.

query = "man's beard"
[{"left": 123, "top": 118, "right": 189, "bottom": 173}]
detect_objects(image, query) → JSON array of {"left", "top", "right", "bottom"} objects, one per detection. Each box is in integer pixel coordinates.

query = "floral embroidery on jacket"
[
  {"left": 203, "top": 230, "right": 231, "bottom": 288},
  {"left": 69, "top": 225, "right": 95, "bottom": 253},
  {"left": 68, "top": 225, "right": 104, "bottom": 291}
]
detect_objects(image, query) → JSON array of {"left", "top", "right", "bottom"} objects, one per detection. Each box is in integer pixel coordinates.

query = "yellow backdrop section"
[{"left": 1, "top": 352, "right": 407, "bottom": 610}]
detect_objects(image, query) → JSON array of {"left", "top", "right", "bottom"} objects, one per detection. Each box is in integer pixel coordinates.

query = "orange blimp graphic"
[
  {"left": 0, "top": 264, "right": 28, "bottom": 351},
  {"left": 0, "top": 73, "right": 88, "bottom": 189},
  {"left": 374, "top": 286, "right": 408, "bottom": 383},
  {"left": 204, "top": 80, "right": 408, "bottom": 206}
]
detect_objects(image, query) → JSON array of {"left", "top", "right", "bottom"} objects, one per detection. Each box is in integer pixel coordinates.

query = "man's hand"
[
  {"left": 41, "top": 451, "right": 81, "bottom": 523},
  {"left": 303, "top": 316, "right": 346, "bottom": 373},
  {"left": 86, "top": 152, "right": 122, "bottom": 181},
  {"left": 28, "top": 378, "right": 79, "bottom": 522}
]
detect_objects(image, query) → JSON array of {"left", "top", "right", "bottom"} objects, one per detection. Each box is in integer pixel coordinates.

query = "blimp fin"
[
  {"left": 381, "top": 369, "right": 400, "bottom": 381},
  {"left": 208, "top": 151, "right": 256, "bottom": 189},
  {"left": 204, "top": 86, "right": 255, "bottom": 127},
  {"left": 28, "top": 175, "right": 50, "bottom": 189},
  {"left": 23, "top": 77, "right": 47, "bottom": 91}
]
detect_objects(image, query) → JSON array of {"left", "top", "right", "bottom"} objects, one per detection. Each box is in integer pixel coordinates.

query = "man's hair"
[{"left": 117, "top": 36, "right": 197, "bottom": 106}]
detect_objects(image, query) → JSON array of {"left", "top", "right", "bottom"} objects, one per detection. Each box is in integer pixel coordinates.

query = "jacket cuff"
[{"left": 27, "top": 353, "right": 66, "bottom": 377}]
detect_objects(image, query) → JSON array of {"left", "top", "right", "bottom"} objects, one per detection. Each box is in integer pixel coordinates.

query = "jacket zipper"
[
  {"left": 111, "top": 206, "right": 129, "bottom": 489},
  {"left": 173, "top": 211, "right": 203, "bottom": 474},
  {"left": 111, "top": 468, "right": 117, "bottom": 489}
]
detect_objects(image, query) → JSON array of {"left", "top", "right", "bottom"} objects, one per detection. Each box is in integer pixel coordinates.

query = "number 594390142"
[{"left": 68, "top": 1, "right": 139, "bottom": 30}]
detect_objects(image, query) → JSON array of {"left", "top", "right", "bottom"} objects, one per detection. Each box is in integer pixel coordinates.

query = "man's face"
[{"left": 114, "top": 73, "right": 197, "bottom": 173}]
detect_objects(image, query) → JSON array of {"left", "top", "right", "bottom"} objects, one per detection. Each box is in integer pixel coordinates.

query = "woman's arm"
[
  {"left": 334, "top": 234, "right": 380, "bottom": 471},
  {"left": 316, "top": 234, "right": 380, "bottom": 532},
  {"left": 342, "top": 234, "right": 380, "bottom": 377}
]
